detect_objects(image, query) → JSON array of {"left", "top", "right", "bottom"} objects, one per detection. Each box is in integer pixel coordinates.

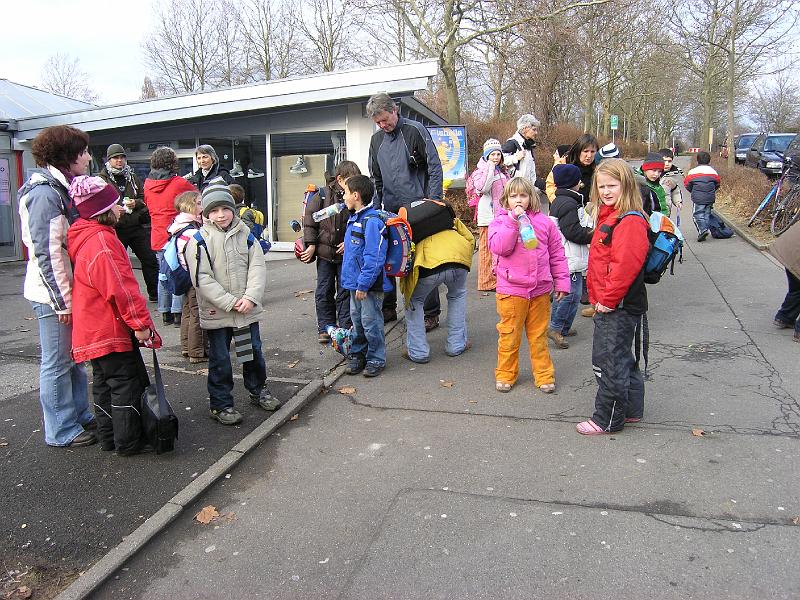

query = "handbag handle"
[{"left": 151, "top": 349, "right": 169, "bottom": 411}]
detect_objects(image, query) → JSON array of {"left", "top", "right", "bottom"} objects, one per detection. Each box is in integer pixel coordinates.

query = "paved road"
[{"left": 90, "top": 191, "right": 800, "bottom": 598}]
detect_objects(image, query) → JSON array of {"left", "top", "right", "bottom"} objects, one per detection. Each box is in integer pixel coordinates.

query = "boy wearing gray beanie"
[{"left": 185, "top": 183, "right": 278, "bottom": 425}]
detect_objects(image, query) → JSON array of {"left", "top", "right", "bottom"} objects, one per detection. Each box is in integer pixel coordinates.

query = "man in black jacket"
[
  {"left": 98, "top": 144, "right": 158, "bottom": 301},
  {"left": 366, "top": 92, "right": 444, "bottom": 328}
]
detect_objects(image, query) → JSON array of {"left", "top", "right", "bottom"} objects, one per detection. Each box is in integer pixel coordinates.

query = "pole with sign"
[{"left": 610, "top": 114, "right": 618, "bottom": 143}]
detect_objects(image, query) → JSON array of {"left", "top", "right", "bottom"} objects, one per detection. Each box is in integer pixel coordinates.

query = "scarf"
[{"left": 105, "top": 162, "right": 139, "bottom": 197}]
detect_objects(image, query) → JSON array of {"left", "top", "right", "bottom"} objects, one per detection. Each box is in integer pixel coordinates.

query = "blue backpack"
[
  {"left": 158, "top": 225, "right": 196, "bottom": 296},
  {"left": 364, "top": 210, "right": 414, "bottom": 278},
  {"left": 611, "top": 212, "right": 684, "bottom": 284}
]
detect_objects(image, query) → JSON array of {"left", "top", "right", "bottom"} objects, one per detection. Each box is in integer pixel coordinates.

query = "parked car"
[
  {"left": 734, "top": 133, "right": 759, "bottom": 164},
  {"left": 745, "top": 132, "right": 798, "bottom": 177}
]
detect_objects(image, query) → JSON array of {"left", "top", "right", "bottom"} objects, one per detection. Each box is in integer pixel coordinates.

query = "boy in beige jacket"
[{"left": 186, "top": 184, "right": 279, "bottom": 425}]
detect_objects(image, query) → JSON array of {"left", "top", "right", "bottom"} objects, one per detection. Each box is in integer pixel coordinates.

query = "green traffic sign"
[{"left": 610, "top": 115, "right": 619, "bottom": 130}]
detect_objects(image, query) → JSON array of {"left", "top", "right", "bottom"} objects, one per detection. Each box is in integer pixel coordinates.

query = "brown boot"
[
  {"left": 581, "top": 307, "right": 596, "bottom": 318},
  {"left": 547, "top": 329, "right": 569, "bottom": 349}
]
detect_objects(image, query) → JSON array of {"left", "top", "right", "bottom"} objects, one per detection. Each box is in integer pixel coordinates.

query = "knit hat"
[
  {"left": 482, "top": 138, "right": 502, "bottom": 160},
  {"left": 201, "top": 183, "right": 235, "bottom": 217},
  {"left": 556, "top": 144, "right": 572, "bottom": 159},
  {"left": 598, "top": 143, "right": 620, "bottom": 160},
  {"left": 106, "top": 144, "right": 126, "bottom": 159},
  {"left": 69, "top": 176, "right": 120, "bottom": 219},
  {"left": 642, "top": 152, "right": 665, "bottom": 171},
  {"left": 195, "top": 144, "right": 219, "bottom": 165},
  {"left": 552, "top": 164, "right": 582, "bottom": 189}
]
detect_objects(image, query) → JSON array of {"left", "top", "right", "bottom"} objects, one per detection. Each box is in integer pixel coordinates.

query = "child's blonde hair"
[
  {"left": 499, "top": 176, "right": 541, "bottom": 213},
  {"left": 174, "top": 190, "right": 200, "bottom": 214},
  {"left": 589, "top": 158, "right": 643, "bottom": 220}
]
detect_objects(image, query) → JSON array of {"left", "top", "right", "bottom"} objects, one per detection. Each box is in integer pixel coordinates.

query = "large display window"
[{"left": 269, "top": 130, "right": 346, "bottom": 243}]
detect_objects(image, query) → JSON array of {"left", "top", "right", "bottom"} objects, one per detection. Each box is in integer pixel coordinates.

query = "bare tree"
[
  {"left": 295, "top": 0, "right": 360, "bottom": 72},
  {"left": 40, "top": 54, "right": 99, "bottom": 103},
  {"left": 749, "top": 69, "right": 800, "bottom": 132},
  {"left": 140, "top": 77, "right": 158, "bottom": 100},
  {"left": 142, "top": 0, "right": 222, "bottom": 93}
]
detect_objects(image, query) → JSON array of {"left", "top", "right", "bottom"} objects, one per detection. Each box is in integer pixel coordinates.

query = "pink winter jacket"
[
  {"left": 471, "top": 158, "right": 510, "bottom": 226},
  {"left": 488, "top": 209, "right": 570, "bottom": 299}
]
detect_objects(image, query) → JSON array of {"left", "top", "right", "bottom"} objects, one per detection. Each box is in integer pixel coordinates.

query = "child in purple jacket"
[{"left": 488, "top": 177, "right": 570, "bottom": 394}]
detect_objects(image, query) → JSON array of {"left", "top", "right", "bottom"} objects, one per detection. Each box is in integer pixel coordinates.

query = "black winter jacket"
[
  {"left": 97, "top": 167, "right": 148, "bottom": 232},
  {"left": 303, "top": 183, "right": 350, "bottom": 263},
  {"left": 550, "top": 188, "right": 593, "bottom": 245}
]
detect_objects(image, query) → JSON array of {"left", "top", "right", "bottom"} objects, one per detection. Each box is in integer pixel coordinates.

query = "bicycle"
[
  {"left": 748, "top": 156, "right": 799, "bottom": 227},
  {"left": 771, "top": 183, "right": 800, "bottom": 235}
]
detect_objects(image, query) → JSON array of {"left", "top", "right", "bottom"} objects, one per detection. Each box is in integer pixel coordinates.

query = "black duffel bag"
[
  {"left": 401, "top": 199, "right": 455, "bottom": 242},
  {"left": 141, "top": 349, "right": 179, "bottom": 454}
]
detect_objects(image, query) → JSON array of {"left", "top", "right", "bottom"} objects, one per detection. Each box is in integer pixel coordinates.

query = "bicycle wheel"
[
  {"left": 771, "top": 185, "right": 800, "bottom": 235},
  {"left": 748, "top": 183, "right": 777, "bottom": 226}
]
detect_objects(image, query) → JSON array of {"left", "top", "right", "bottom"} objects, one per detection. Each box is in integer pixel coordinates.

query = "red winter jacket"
[
  {"left": 144, "top": 174, "right": 197, "bottom": 250},
  {"left": 67, "top": 219, "right": 155, "bottom": 362},
  {"left": 587, "top": 204, "right": 650, "bottom": 310}
]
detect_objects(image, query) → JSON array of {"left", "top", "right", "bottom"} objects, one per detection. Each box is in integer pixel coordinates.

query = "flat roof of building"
[{"left": 15, "top": 60, "right": 443, "bottom": 140}]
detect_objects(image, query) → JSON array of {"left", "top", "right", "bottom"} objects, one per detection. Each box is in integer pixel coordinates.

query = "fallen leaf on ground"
[
  {"left": 691, "top": 428, "right": 705, "bottom": 437},
  {"left": 287, "top": 360, "right": 300, "bottom": 368},
  {"left": 468, "top": 400, "right": 478, "bottom": 404},
  {"left": 195, "top": 505, "right": 219, "bottom": 524},
  {"left": 290, "top": 414, "right": 299, "bottom": 421},
  {"left": 221, "top": 512, "right": 237, "bottom": 522},
  {"left": 23, "top": 317, "right": 35, "bottom": 321},
  {"left": 338, "top": 386, "right": 356, "bottom": 394},
  {"left": 294, "top": 289, "right": 314, "bottom": 297},
  {"left": 792, "top": 516, "right": 800, "bottom": 525},
  {"left": 440, "top": 380, "right": 455, "bottom": 388},
  {"left": 16, "top": 587, "right": 32, "bottom": 599}
]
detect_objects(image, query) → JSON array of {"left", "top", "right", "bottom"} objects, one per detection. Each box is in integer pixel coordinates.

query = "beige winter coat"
[{"left": 185, "top": 216, "right": 266, "bottom": 330}]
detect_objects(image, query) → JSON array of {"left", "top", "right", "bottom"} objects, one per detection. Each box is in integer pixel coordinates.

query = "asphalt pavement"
[{"left": 82, "top": 179, "right": 800, "bottom": 599}]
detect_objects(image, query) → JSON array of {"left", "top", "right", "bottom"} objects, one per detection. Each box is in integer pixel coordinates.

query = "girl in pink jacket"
[{"left": 488, "top": 177, "right": 570, "bottom": 394}]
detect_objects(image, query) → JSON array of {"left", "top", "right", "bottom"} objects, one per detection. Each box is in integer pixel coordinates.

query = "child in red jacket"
[
  {"left": 67, "top": 176, "right": 161, "bottom": 455},
  {"left": 577, "top": 159, "right": 650, "bottom": 435}
]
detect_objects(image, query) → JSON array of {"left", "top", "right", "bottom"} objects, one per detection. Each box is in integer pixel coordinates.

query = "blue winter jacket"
[{"left": 342, "top": 205, "right": 392, "bottom": 293}]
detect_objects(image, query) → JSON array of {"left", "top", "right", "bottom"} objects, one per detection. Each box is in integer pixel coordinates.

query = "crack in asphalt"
[{"left": 684, "top": 243, "right": 800, "bottom": 436}]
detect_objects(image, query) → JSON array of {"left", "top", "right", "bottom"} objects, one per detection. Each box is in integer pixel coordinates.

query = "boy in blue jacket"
[
  {"left": 341, "top": 175, "right": 391, "bottom": 377},
  {"left": 684, "top": 151, "right": 721, "bottom": 242}
]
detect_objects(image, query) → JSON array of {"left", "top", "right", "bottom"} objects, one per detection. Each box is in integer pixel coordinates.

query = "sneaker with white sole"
[{"left": 209, "top": 407, "right": 243, "bottom": 425}]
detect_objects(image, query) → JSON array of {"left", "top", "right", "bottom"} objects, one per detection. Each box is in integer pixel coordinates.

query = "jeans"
[
  {"left": 117, "top": 226, "right": 158, "bottom": 299},
  {"left": 591, "top": 310, "right": 645, "bottom": 431},
  {"left": 550, "top": 272, "right": 583, "bottom": 335},
  {"left": 155, "top": 250, "right": 184, "bottom": 314},
  {"left": 350, "top": 291, "right": 385, "bottom": 366},
  {"left": 405, "top": 268, "right": 468, "bottom": 361},
  {"left": 775, "top": 268, "right": 800, "bottom": 333},
  {"left": 31, "top": 302, "right": 92, "bottom": 446},
  {"left": 693, "top": 203, "right": 712, "bottom": 233},
  {"left": 206, "top": 323, "right": 267, "bottom": 410},
  {"left": 384, "top": 277, "right": 440, "bottom": 317},
  {"left": 315, "top": 259, "right": 351, "bottom": 332}
]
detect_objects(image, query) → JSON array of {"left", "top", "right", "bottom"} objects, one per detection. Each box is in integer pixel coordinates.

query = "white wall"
[{"left": 346, "top": 102, "right": 375, "bottom": 176}]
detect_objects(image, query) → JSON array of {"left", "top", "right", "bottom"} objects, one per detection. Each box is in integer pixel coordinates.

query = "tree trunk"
[
  {"left": 440, "top": 44, "right": 460, "bottom": 123},
  {"left": 726, "top": 0, "right": 738, "bottom": 168}
]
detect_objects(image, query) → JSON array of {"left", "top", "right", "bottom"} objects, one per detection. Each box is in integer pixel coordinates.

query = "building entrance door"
[{"left": 0, "top": 155, "right": 18, "bottom": 261}]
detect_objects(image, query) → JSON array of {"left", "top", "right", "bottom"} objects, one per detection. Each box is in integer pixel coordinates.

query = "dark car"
[
  {"left": 745, "top": 133, "right": 798, "bottom": 176},
  {"left": 734, "top": 133, "right": 759, "bottom": 164}
]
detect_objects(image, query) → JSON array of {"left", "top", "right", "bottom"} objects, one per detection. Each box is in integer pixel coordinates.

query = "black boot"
[
  {"left": 162, "top": 313, "right": 174, "bottom": 326},
  {"left": 173, "top": 313, "right": 182, "bottom": 327}
]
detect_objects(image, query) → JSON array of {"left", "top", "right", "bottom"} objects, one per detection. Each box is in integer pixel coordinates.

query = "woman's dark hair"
[
  {"left": 150, "top": 147, "right": 179, "bottom": 173},
  {"left": 95, "top": 210, "right": 118, "bottom": 227},
  {"left": 31, "top": 126, "right": 90, "bottom": 170},
  {"left": 566, "top": 134, "right": 599, "bottom": 166}
]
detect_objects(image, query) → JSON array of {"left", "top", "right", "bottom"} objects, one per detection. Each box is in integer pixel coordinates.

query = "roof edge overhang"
[{"left": 15, "top": 60, "right": 439, "bottom": 140}]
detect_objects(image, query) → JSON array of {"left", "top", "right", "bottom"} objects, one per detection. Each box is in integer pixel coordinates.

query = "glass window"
[
  {"left": 270, "top": 131, "right": 346, "bottom": 242},
  {"left": 199, "top": 136, "right": 269, "bottom": 216}
]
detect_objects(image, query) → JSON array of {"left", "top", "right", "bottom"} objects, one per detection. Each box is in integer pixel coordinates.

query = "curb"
[
  {"left": 54, "top": 370, "right": 343, "bottom": 600},
  {"left": 715, "top": 210, "right": 770, "bottom": 251}
]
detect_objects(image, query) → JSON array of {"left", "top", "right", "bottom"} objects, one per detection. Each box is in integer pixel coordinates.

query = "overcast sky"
[{"left": 3, "top": 0, "right": 155, "bottom": 104}]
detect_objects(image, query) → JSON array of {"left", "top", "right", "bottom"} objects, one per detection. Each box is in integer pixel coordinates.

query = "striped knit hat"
[
  {"left": 641, "top": 152, "right": 665, "bottom": 172},
  {"left": 69, "top": 176, "right": 120, "bottom": 219},
  {"left": 201, "top": 183, "right": 235, "bottom": 218}
]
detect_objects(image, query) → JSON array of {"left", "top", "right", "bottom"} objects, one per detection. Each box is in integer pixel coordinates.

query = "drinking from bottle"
[{"left": 516, "top": 212, "right": 538, "bottom": 249}]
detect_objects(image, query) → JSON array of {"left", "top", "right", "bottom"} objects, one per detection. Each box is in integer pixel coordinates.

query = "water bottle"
[
  {"left": 517, "top": 212, "right": 538, "bottom": 250},
  {"left": 312, "top": 202, "right": 345, "bottom": 222}
]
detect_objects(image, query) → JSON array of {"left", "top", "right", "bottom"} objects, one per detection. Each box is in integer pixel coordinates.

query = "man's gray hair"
[
  {"left": 517, "top": 114, "right": 541, "bottom": 130},
  {"left": 366, "top": 93, "right": 397, "bottom": 118}
]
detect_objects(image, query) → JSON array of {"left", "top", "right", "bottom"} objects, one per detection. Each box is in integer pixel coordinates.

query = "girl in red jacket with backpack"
[
  {"left": 577, "top": 159, "right": 650, "bottom": 435},
  {"left": 67, "top": 176, "right": 161, "bottom": 455}
]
